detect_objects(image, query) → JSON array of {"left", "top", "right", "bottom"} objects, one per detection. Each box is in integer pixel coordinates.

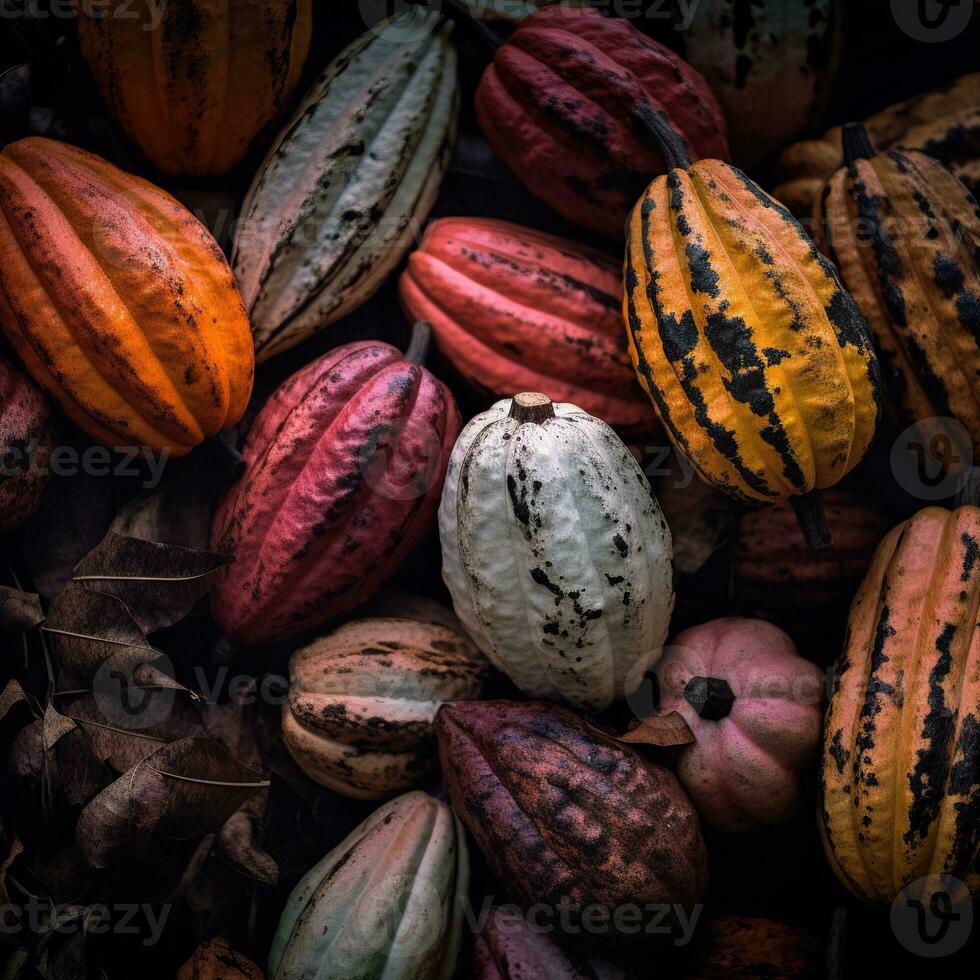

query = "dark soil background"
[{"left": 0, "top": 1, "right": 979, "bottom": 976}]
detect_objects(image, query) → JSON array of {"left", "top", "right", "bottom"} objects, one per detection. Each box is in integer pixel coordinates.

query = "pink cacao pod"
[
  {"left": 434, "top": 699, "right": 707, "bottom": 942},
  {"left": 474, "top": 6, "right": 730, "bottom": 237},
  {"left": 0, "top": 357, "right": 52, "bottom": 531},
  {"left": 210, "top": 323, "right": 460, "bottom": 645}
]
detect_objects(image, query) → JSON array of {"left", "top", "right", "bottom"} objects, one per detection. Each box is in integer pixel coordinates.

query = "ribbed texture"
[
  {"left": 234, "top": 10, "right": 458, "bottom": 361},
  {"left": 0, "top": 357, "right": 51, "bottom": 530},
  {"left": 624, "top": 158, "right": 880, "bottom": 504},
  {"left": 439, "top": 398, "right": 673, "bottom": 711},
  {"left": 820, "top": 506, "right": 980, "bottom": 904}
]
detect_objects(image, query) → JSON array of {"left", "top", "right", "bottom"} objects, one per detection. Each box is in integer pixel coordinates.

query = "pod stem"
[
  {"left": 405, "top": 321, "right": 432, "bottom": 366},
  {"left": 791, "top": 491, "right": 833, "bottom": 553},
  {"left": 842, "top": 122, "right": 876, "bottom": 166},
  {"left": 631, "top": 102, "right": 692, "bottom": 172},
  {"left": 414, "top": 0, "right": 503, "bottom": 54},
  {"left": 683, "top": 676, "right": 735, "bottom": 720},
  {"left": 509, "top": 392, "right": 555, "bottom": 424}
]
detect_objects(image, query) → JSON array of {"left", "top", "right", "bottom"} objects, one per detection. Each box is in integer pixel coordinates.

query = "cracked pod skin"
[
  {"left": 268, "top": 791, "right": 468, "bottom": 980},
  {"left": 655, "top": 617, "right": 824, "bottom": 832},
  {"left": 820, "top": 506, "right": 980, "bottom": 906},
  {"left": 435, "top": 699, "right": 707, "bottom": 942},
  {"left": 814, "top": 130, "right": 980, "bottom": 460},
  {"left": 399, "top": 217, "right": 652, "bottom": 432},
  {"left": 282, "top": 617, "right": 489, "bottom": 800},
  {"left": 0, "top": 138, "right": 254, "bottom": 456},
  {"left": 77, "top": 0, "right": 313, "bottom": 177},
  {"left": 474, "top": 6, "right": 729, "bottom": 237},
  {"left": 211, "top": 330, "right": 460, "bottom": 646},
  {"left": 0, "top": 357, "right": 52, "bottom": 531},
  {"left": 623, "top": 144, "right": 881, "bottom": 509},
  {"left": 438, "top": 395, "right": 674, "bottom": 712}
]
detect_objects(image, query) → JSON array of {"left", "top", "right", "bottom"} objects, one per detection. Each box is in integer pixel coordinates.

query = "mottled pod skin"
[
  {"left": 820, "top": 506, "right": 980, "bottom": 905},
  {"left": 435, "top": 700, "right": 707, "bottom": 942},
  {"left": 623, "top": 146, "right": 881, "bottom": 508},
  {"left": 0, "top": 138, "right": 254, "bottom": 456},
  {"left": 400, "top": 217, "right": 651, "bottom": 432},
  {"left": 234, "top": 10, "right": 458, "bottom": 362},
  {"left": 475, "top": 6, "right": 729, "bottom": 237},
  {"left": 473, "top": 905, "right": 627, "bottom": 980},
  {"left": 655, "top": 618, "right": 824, "bottom": 832},
  {"left": 282, "top": 617, "right": 489, "bottom": 799},
  {"left": 685, "top": 915, "right": 820, "bottom": 979},
  {"left": 815, "top": 134, "right": 980, "bottom": 459},
  {"left": 211, "top": 332, "right": 460, "bottom": 646},
  {"left": 0, "top": 358, "right": 52, "bottom": 532},
  {"left": 268, "top": 792, "right": 468, "bottom": 980},
  {"left": 77, "top": 0, "right": 312, "bottom": 176},
  {"left": 176, "top": 937, "right": 263, "bottom": 980},
  {"left": 439, "top": 395, "right": 674, "bottom": 711}
]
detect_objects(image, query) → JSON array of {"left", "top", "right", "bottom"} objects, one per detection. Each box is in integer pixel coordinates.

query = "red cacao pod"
[
  {"left": 210, "top": 323, "right": 460, "bottom": 646},
  {"left": 400, "top": 217, "right": 652, "bottom": 432},
  {"left": 474, "top": 6, "right": 729, "bottom": 236},
  {"left": 0, "top": 357, "right": 52, "bottom": 531},
  {"left": 435, "top": 699, "right": 707, "bottom": 942}
]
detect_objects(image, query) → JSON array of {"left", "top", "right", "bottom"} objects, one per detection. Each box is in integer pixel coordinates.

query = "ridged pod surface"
[
  {"left": 77, "top": 0, "right": 312, "bottom": 176},
  {"left": 815, "top": 136, "right": 980, "bottom": 459},
  {"left": 474, "top": 6, "right": 729, "bottom": 237},
  {"left": 820, "top": 506, "right": 980, "bottom": 905},
  {"left": 680, "top": 0, "right": 842, "bottom": 165},
  {"left": 473, "top": 905, "right": 627, "bottom": 979},
  {"left": 0, "top": 138, "right": 254, "bottom": 456},
  {"left": 623, "top": 147, "right": 881, "bottom": 508},
  {"left": 439, "top": 395, "right": 673, "bottom": 711},
  {"left": 211, "top": 328, "right": 460, "bottom": 646},
  {"left": 176, "top": 938, "right": 263, "bottom": 980},
  {"left": 268, "top": 792, "right": 467, "bottom": 980},
  {"left": 736, "top": 491, "right": 888, "bottom": 609},
  {"left": 400, "top": 217, "right": 650, "bottom": 431},
  {"left": 282, "top": 617, "right": 489, "bottom": 799},
  {"left": 0, "top": 357, "right": 52, "bottom": 531},
  {"left": 233, "top": 9, "right": 459, "bottom": 362},
  {"left": 773, "top": 71, "right": 980, "bottom": 215},
  {"left": 434, "top": 700, "right": 707, "bottom": 940},
  {"left": 655, "top": 618, "right": 824, "bottom": 832}
]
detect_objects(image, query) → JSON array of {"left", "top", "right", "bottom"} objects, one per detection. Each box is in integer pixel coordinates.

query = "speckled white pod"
[{"left": 438, "top": 394, "right": 674, "bottom": 710}]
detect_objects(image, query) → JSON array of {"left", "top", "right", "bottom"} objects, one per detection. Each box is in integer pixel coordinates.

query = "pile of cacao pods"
[{"left": 0, "top": 2, "right": 978, "bottom": 977}]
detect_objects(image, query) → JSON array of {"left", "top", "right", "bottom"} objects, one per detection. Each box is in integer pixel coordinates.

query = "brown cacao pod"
[{"left": 176, "top": 937, "right": 263, "bottom": 979}]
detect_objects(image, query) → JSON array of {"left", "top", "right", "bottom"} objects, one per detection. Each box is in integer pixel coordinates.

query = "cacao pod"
[
  {"left": 773, "top": 71, "right": 980, "bottom": 215},
  {"left": 820, "top": 505, "right": 980, "bottom": 905},
  {"left": 653, "top": 617, "right": 824, "bottom": 832},
  {"left": 77, "top": 0, "right": 313, "bottom": 176},
  {"left": 814, "top": 124, "right": 980, "bottom": 461},
  {"left": 474, "top": 5, "right": 729, "bottom": 237},
  {"left": 211, "top": 323, "right": 459, "bottom": 646},
  {"left": 177, "top": 937, "right": 263, "bottom": 980},
  {"left": 0, "top": 138, "right": 254, "bottom": 456},
  {"left": 233, "top": 9, "right": 459, "bottom": 362},
  {"left": 685, "top": 915, "right": 819, "bottom": 979},
  {"left": 268, "top": 791, "right": 468, "bottom": 980},
  {"left": 473, "top": 904, "right": 627, "bottom": 979},
  {"left": 282, "top": 616, "right": 489, "bottom": 799},
  {"left": 400, "top": 217, "right": 651, "bottom": 432},
  {"left": 680, "top": 0, "right": 842, "bottom": 166},
  {"left": 623, "top": 112, "right": 881, "bottom": 550},
  {"left": 0, "top": 357, "right": 52, "bottom": 531},
  {"left": 435, "top": 699, "right": 707, "bottom": 942},
  {"left": 439, "top": 393, "right": 674, "bottom": 711}
]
